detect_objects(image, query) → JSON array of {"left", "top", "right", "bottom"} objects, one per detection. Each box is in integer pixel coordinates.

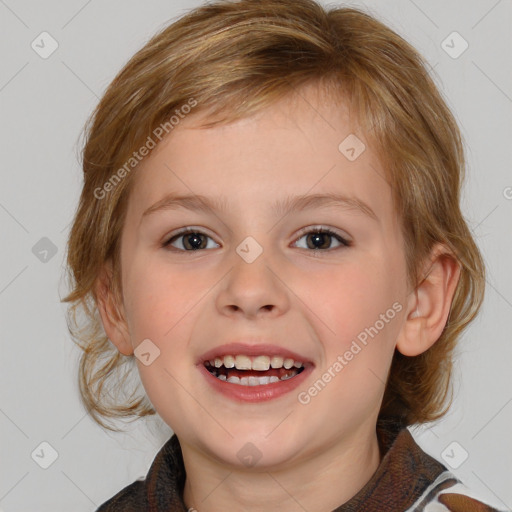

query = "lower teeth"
[{"left": 216, "top": 371, "right": 298, "bottom": 386}]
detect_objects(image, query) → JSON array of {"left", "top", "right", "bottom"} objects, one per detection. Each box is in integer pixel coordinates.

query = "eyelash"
[{"left": 162, "top": 226, "right": 352, "bottom": 254}]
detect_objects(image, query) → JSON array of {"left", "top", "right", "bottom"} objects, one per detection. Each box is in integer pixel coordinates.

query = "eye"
[
  {"left": 292, "top": 226, "right": 351, "bottom": 251},
  {"left": 163, "top": 228, "right": 219, "bottom": 251},
  {"left": 162, "top": 226, "right": 351, "bottom": 253}
]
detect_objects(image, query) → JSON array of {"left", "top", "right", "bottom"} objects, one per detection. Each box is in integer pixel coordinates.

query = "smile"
[
  {"left": 198, "top": 343, "right": 314, "bottom": 402},
  {"left": 204, "top": 355, "right": 305, "bottom": 386}
]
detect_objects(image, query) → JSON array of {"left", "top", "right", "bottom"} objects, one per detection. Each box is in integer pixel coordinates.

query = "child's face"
[{"left": 113, "top": 84, "right": 411, "bottom": 468}]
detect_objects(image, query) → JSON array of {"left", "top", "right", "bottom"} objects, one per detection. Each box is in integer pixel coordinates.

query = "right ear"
[{"left": 94, "top": 260, "right": 133, "bottom": 356}]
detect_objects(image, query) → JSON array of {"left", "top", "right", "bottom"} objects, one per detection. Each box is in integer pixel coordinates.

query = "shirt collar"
[{"left": 146, "top": 423, "right": 447, "bottom": 511}]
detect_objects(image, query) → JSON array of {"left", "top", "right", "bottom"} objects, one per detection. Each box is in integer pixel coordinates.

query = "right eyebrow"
[{"left": 141, "top": 193, "right": 229, "bottom": 220}]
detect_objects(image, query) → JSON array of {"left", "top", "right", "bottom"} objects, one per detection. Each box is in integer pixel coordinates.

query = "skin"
[{"left": 96, "top": 82, "right": 460, "bottom": 511}]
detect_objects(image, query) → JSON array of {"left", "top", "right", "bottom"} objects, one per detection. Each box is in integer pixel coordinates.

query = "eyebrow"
[{"left": 141, "top": 192, "right": 378, "bottom": 223}]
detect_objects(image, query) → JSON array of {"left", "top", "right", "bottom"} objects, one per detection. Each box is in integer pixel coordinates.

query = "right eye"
[{"left": 162, "top": 228, "right": 220, "bottom": 252}]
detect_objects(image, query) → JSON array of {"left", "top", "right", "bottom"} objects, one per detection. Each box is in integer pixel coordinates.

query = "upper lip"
[{"left": 197, "top": 342, "right": 314, "bottom": 365}]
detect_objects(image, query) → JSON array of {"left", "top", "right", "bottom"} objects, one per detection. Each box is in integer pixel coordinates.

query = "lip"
[
  {"left": 197, "top": 342, "right": 314, "bottom": 403},
  {"left": 198, "top": 361, "right": 314, "bottom": 403}
]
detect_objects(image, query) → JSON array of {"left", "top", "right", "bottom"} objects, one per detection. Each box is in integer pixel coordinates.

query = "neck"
[{"left": 181, "top": 425, "right": 381, "bottom": 512}]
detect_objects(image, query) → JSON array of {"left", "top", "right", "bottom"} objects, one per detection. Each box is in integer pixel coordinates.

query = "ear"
[
  {"left": 396, "top": 244, "right": 461, "bottom": 357},
  {"left": 94, "top": 260, "right": 133, "bottom": 356}
]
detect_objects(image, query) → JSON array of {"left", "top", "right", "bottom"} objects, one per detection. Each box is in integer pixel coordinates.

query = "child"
[{"left": 62, "top": 0, "right": 503, "bottom": 510}]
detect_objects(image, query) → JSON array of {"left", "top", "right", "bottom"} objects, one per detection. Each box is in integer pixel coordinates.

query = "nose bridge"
[{"left": 216, "top": 237, "right": 289, "bottom": 317}]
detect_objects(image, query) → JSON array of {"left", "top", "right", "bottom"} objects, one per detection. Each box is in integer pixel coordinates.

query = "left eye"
[
  {"left": 162, "top": 227, "right": 350, "bottom": 252},
  {"left": 292, "top": 227, "right": 350, "bottom": 251}
]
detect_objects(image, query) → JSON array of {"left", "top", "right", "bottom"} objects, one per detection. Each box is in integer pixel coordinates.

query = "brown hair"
[{"left": 62, "top": 0, "right": 485, "bottom": 431}]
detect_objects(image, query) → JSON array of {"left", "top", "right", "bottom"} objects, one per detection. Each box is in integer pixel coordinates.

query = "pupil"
[
  {"left": 308, "top": 232, "right": 329, "bottom": 249},
  {"left": 185, "top": 233, "right": 205, "bottom": 250}
]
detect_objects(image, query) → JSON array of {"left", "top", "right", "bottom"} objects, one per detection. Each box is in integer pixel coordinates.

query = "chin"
[{"left": 194, "top": 425, "right": 307, "bottom": 471}]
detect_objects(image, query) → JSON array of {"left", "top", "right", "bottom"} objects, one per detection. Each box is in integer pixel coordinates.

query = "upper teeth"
[{"left": 208, "top": 355, "right": 303, "bottom": 371}]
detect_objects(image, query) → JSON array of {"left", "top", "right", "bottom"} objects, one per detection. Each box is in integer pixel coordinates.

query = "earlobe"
[
  {"left": 396, "top": 244, "right": 461, "bottom": 357},
  {"left": 95, "top": 261, "right": 134, "bottom": 356}
]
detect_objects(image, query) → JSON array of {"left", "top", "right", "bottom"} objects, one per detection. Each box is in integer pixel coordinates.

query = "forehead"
[{"left": 125, "top": 84, "right": 393, "bottom": 224}]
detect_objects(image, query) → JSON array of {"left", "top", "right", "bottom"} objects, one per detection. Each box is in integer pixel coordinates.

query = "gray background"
[{"left": 0, "top": 0, "right": 511, "bottom": 510}]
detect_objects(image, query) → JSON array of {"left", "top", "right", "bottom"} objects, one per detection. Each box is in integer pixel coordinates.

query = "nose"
[{"left": 216, "top": 249, "right": 290, "bottom": 320}]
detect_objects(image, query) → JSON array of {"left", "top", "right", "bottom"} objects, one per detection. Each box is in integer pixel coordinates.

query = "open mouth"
[{"left": 204, "top": 355, "right": 305, "bottom": 386}]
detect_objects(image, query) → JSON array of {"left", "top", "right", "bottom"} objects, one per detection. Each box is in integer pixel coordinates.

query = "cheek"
[
  {"left": 302, "top": 258, "right": 402, "bottom": 334},
  {"left": 122, "top": 259, "right": 202, "bottom": 416},
  {"left": 301, "top": 260, "right": 405, "bottom": 394},
  {"left": 122, "top": 254, "right": 204, "bottom": 341},
  {"left": 299, "top": 267, "right": 404, "bottom": 424}
]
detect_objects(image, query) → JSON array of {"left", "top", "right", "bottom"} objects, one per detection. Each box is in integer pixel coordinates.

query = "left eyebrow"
[
  {"left": 272, "top": 192, "right": 378, "bottom": 222},
  {"left": 141, "top": 192, "right": 378, "bottom": 223}
]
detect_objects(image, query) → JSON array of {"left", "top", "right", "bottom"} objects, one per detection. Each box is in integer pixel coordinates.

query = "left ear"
[{"left": 396, "top": 243, "right": 461, "bottom": 356}]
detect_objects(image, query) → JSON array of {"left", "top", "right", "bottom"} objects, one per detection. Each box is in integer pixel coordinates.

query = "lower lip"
[{"left": 198, "top": 363, "right": 314, "bottom": 403}]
